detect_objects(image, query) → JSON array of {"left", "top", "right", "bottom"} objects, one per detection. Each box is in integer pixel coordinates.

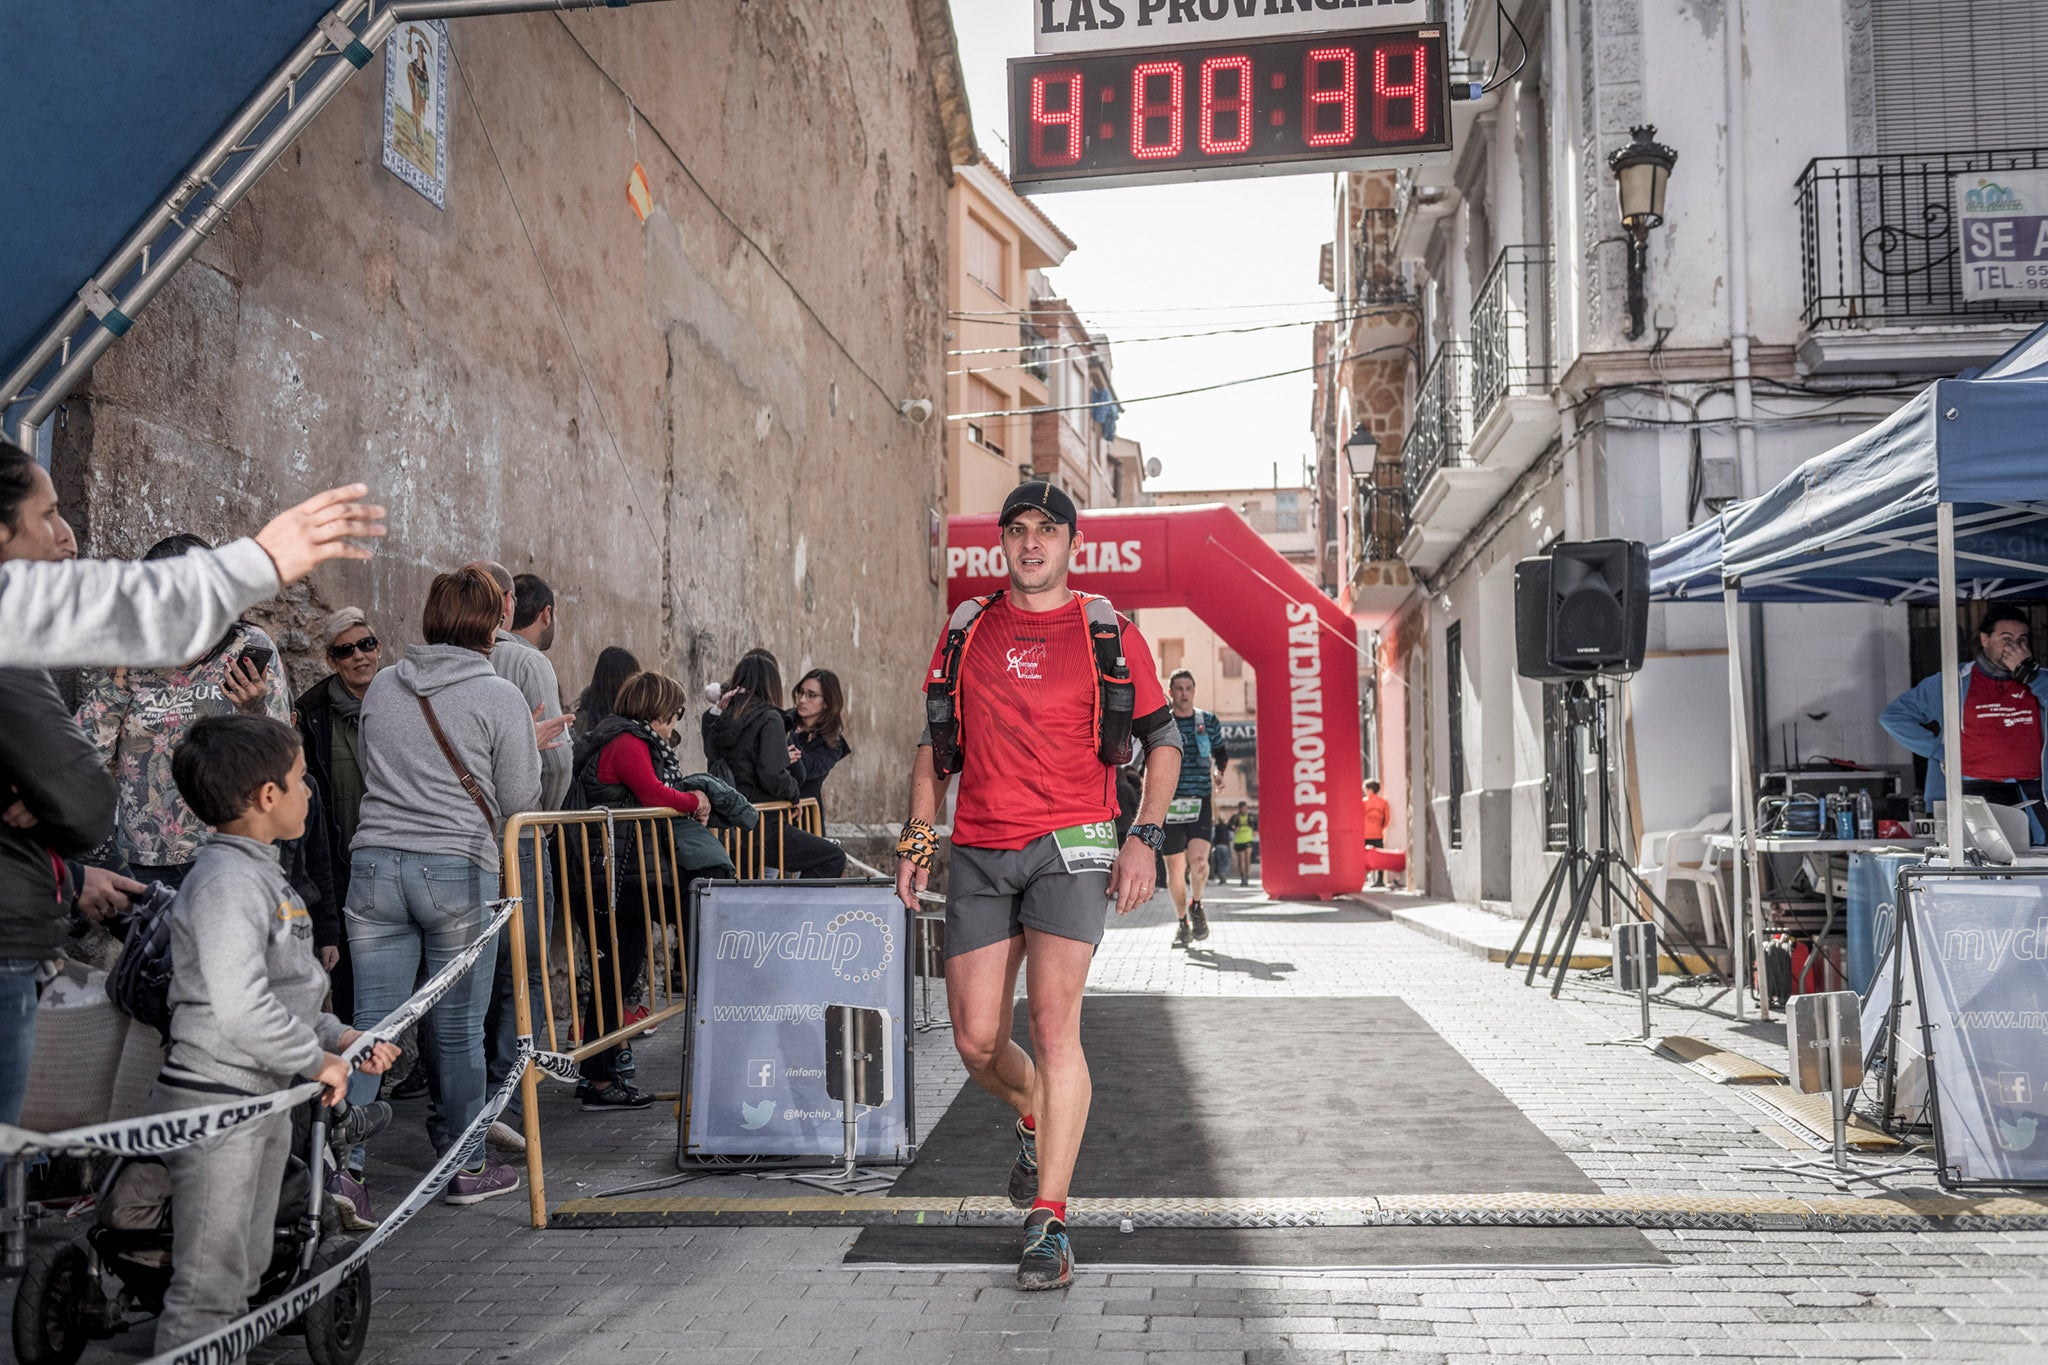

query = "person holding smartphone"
[{"left": 74, "top": 533, "right": 291, "bottom": 889}]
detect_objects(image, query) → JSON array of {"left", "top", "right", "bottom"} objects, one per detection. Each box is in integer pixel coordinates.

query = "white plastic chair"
[{"left": 1662, "top": 828, "right": 1734, "bottom": 948}]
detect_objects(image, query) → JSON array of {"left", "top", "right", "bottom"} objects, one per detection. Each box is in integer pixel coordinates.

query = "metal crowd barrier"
[
  {"left": 717, "top": 798, "right": 823, "bottom": 877},
  {"left": 501, "top": 797, "right": 822, "bottom": 1228}
]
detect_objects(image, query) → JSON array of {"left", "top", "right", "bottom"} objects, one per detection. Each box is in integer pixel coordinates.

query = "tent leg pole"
[
  {"left": 1937, "top": 505, "right": 1967, "bottom": 861},
  {"left": 1724, "top": 592, "right": 1748, "bottom": 1019}
]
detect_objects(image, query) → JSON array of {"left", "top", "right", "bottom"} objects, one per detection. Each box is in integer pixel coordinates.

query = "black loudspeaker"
[
  {"left": 1546, "top": 539, "right": 1650, "bottom": 672},
  {"left": 1513, "top": 557, "right": 1595, "bottom": 682}
]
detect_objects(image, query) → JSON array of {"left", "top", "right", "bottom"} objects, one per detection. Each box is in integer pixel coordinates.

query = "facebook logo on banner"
[{"left": 746, "top": 1060, "right": 776, "bottom": 1088}]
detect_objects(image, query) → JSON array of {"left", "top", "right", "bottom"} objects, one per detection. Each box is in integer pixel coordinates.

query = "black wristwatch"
[{"left": 1126, "top": 823, "right": 1165, "bottom": 852}]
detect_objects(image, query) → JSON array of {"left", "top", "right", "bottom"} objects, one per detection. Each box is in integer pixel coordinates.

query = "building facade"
[
  {"left": 48, "top": 1, "right": 976, "bottom": 828},
  {"left": 944, "top": 158, "right": 1139, "bottom": 517},
  {"left": 1318, "top": 0, "right": 2048, "bottom": 904}
]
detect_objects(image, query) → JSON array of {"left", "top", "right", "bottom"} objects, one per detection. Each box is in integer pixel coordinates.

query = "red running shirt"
[
  {"left": 933, "top": 595, "right": 1167, "bottom": 850},
  {"left": 1961, "top": 669, "right": 2043, "bottom": 782}
]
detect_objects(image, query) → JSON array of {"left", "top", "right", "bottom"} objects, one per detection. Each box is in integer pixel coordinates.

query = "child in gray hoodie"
[{"left": 150, "top": 715, "right": 399, "bottom": 1352}]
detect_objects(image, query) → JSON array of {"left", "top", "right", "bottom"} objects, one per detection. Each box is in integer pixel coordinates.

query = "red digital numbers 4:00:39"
[{"left": 1008, "top": 27, "right": 1450, "bottom": 190}]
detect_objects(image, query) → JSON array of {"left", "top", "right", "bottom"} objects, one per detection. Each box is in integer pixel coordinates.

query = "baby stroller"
[{"left": 10, "top": 1099, "right": 377, "bottom": 1365}]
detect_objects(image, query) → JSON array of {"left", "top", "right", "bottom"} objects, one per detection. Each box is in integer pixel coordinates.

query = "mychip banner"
[
  {"left": 681, "top": 880, "right": 914, "bottom": 1162},
  {"left": 1902, "top": 870, "right": 2048, "bottom": 1187}
]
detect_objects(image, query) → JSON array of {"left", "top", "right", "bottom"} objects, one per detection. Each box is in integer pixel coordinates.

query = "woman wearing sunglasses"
[{"left": 296, "top": 610, "right": 383, "bottom": 1006}]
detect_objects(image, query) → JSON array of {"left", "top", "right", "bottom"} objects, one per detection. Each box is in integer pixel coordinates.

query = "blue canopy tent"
[
  {"left": 1644, "top": 319, "right": 2048, "bottom": 1016},
  {"left": 0, "top": 0, "right": 672, "bottom": 448}
]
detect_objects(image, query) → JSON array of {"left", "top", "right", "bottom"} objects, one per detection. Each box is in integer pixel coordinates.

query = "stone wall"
[{"left": 50, "top": 2, "right": 969, "bottom": 827}]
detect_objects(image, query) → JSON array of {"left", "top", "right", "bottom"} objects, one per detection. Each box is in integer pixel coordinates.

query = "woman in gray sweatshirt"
[{"left": 346, "top": 567, "right": 540, "bottom": 1205}]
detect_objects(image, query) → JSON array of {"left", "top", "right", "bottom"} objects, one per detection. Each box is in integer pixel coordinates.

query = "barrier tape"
[
  {"left": 0, "top": 900, "right": 520, "bottom": 1163},
  {"left": 8, "top": 896, "right": 571, "bottom": 1363},
  {"left": 152, "top": 1035, "right": 535, "bottom": 1365}
]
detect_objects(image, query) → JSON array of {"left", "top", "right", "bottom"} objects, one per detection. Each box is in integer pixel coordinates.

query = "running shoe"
[
  {"left": 487, "top": 1119, "right": 527, "bottom": 1153},
  {"left": 1171, "top": 918, "right": 1191, "bottom": 950},
  {"left": 582, "top": 1081, "right": 654, "bottom": 1111},
  {"left": 326, "top": 1169, "right": 378, "bottom": 1230},
  {"left": 1016, "top": 1208, "right": 1073, "bottom": 1291},
  {"left": 1007, "top": 1118, "right": 1038, "bottom": 1208},
  {"left": 623, "top": 1003, "right": 657, "bottom": 1035},
  {"left": 1189, "top": 901, "right": 1209, "bottom": 941},
  {"left": 389, "top": 1066, "right": 429, "bottom": 1102},
  {"left": 443, "top": 1161, "right": 520, "bottom": 1206}
]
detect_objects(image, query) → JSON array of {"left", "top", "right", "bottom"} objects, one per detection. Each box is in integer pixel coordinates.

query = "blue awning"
[
  {"left": 1651, "top": 322, "right": 2048, "bottom": 604},
  {"left": 0, "top": 2, "right": 333, "bottom": 393}
]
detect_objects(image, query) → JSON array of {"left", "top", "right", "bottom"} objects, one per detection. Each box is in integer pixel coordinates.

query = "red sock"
[
  {"left": 1020, "top": 1114, "right": 1035, "bottom": 1132},
  {"left": 1031, "top": 1198, "right": 1066, "bottom": 1222}
]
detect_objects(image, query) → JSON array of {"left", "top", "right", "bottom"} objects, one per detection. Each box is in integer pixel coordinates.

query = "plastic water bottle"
[
  {"left": 1834, "top": 787, "right": 1855, "bottom": 840},
  {"left": 1856, "top": 790, "right": 1875, "bottom": 840}
]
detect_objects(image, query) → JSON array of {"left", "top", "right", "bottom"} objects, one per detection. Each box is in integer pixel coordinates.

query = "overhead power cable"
[
  {"left": 947, "top": 343, "right": 1415, "bottom": 421},
  {"left": 947, "top": 297, "right": 1349, "bottom": 321},
  {"left": 946, "top": 304, "right": 1411, "bottom": 359}
]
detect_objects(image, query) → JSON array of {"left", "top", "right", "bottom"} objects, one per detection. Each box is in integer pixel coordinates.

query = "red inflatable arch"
[{"left": 947, "top": 504, "right": 1365, "bottom": 900}]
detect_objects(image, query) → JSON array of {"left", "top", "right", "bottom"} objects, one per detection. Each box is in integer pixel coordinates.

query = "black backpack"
[{"left": 106, "top": 881, "right": 180, "bottom": 1044}]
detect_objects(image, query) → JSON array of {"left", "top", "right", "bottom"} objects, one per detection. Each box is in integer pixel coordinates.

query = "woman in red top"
[{"left": 568, "top": 671, "right": 708, "bottom": 1108}]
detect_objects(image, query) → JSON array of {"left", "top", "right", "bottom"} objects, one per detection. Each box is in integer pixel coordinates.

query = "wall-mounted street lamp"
[
  {"left": 1608, "top": 124, "right": 1678, "bottom": 341},
  {"left": 1343, "top": 422, "right": 1380, "bottom": 482}
]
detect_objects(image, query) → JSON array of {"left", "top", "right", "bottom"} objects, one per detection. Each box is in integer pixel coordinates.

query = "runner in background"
[
  {"left": 1362, "top": 780, "right": 1392, "bottom": 889},
  {"left": 1162, "top": 670, "right": 1229, "bottom": 948},
  {"left": 894, "top": 480, "right": 1181, "bottom": 1291},
  {"left": 1228, "top": 801, "right": 1257, "bottom": 888}
]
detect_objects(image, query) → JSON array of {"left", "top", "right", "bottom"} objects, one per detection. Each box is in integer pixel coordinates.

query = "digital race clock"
[{"left": 1007, "top": 26, "right": 1451, "bottom": 192}]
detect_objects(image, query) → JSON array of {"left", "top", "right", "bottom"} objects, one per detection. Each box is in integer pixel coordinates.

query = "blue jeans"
[
  {"left": 0, "top": 959, "right": 40, "bottom": 1126},
  {"left": 345, "top": 849, "right": 495, "bottom": 1168},
  {"left": 486, "top": 834, "right": 554, "bottom": 1113}
]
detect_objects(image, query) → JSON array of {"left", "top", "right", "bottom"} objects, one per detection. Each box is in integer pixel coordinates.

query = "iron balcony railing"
[
  {"left": 1401, "top": 340, "right": 1472, "bottom": 509},
  {"left": 1798, "top": 147, "right": 2048, "bottom": 330},
  {"left": 1470, "top": 244, "right": 1554, "bottom": 423},
  {"left": 1357, "top": 461, "right": 1408, "bottom": 565},
  {"left": 1354, "top": 207, "right": 1411, "bottom": 307}
]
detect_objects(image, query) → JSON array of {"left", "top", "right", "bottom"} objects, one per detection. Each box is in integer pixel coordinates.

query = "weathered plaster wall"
[{"left": 52, "top": 2, "right": 959, "bottom": 826}]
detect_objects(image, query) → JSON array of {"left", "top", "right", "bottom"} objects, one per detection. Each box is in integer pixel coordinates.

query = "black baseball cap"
[{"left": 999, "top": 479, "right": 1077, "bottom": 530}]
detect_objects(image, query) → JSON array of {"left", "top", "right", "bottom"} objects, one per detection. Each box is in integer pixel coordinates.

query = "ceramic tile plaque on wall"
[{"left": 382, "top": 18, "right": 449, "bottom": 209}]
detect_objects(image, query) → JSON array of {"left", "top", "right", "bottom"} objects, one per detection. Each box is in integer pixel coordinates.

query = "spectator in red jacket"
[{"left": 569, "top": 671, "right": 707, "bottom": 1108}]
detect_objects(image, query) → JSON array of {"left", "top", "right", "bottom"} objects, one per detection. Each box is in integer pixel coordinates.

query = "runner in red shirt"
[{"left": 895, "top": 480, "right": 1180, "bottom": 1291}]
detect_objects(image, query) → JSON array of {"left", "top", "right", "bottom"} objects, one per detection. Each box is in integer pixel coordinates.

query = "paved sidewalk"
[{"left": 15, "top": 879, "right": 2048, "bottom": 1363}]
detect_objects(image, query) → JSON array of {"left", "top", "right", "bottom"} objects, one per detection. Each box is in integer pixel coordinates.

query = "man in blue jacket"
[{"left": 1881, "top": 604, "right": 2048, "bottom": 843}]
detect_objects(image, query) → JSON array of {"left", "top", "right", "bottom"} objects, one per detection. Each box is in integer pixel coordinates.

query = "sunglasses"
[{"left": 328, "top": 635, "right": 380, "bottom": 660}]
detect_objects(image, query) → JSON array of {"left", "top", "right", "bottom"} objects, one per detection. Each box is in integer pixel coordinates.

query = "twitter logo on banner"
[{"left": 741, "top": 1099, "right": 776, "bottom": 1131}]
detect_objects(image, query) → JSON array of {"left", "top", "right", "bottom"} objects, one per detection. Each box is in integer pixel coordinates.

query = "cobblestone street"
[{"left": 90, "top": 879, "right": 2045, "bottom": 1365}]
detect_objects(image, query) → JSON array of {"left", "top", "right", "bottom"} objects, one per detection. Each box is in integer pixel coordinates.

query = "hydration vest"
[{"left": 925, "top": 589, "right": 1136, "bottom": 779}]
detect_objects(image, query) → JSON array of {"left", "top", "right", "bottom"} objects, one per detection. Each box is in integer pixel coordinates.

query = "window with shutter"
[{"left": 1871, "top": 0, "right": 2048, "bottom": 153}]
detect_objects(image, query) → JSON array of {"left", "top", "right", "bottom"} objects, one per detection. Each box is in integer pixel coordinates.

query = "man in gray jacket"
[{"left": 2, "top": 471, "right": 385, "bottom": 669}]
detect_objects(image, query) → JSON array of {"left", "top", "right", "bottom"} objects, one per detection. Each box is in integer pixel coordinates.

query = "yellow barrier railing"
[
  {"left": 716, "top": 798, "right": 823, "bottom": 878},
  {"left": 501, "top": 796, "right": 824, "bottom": 1227}
]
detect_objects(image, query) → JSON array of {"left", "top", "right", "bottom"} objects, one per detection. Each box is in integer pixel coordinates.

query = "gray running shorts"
[{"left": 945, "top": 835, "right": 1110, "bottom": 958}]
